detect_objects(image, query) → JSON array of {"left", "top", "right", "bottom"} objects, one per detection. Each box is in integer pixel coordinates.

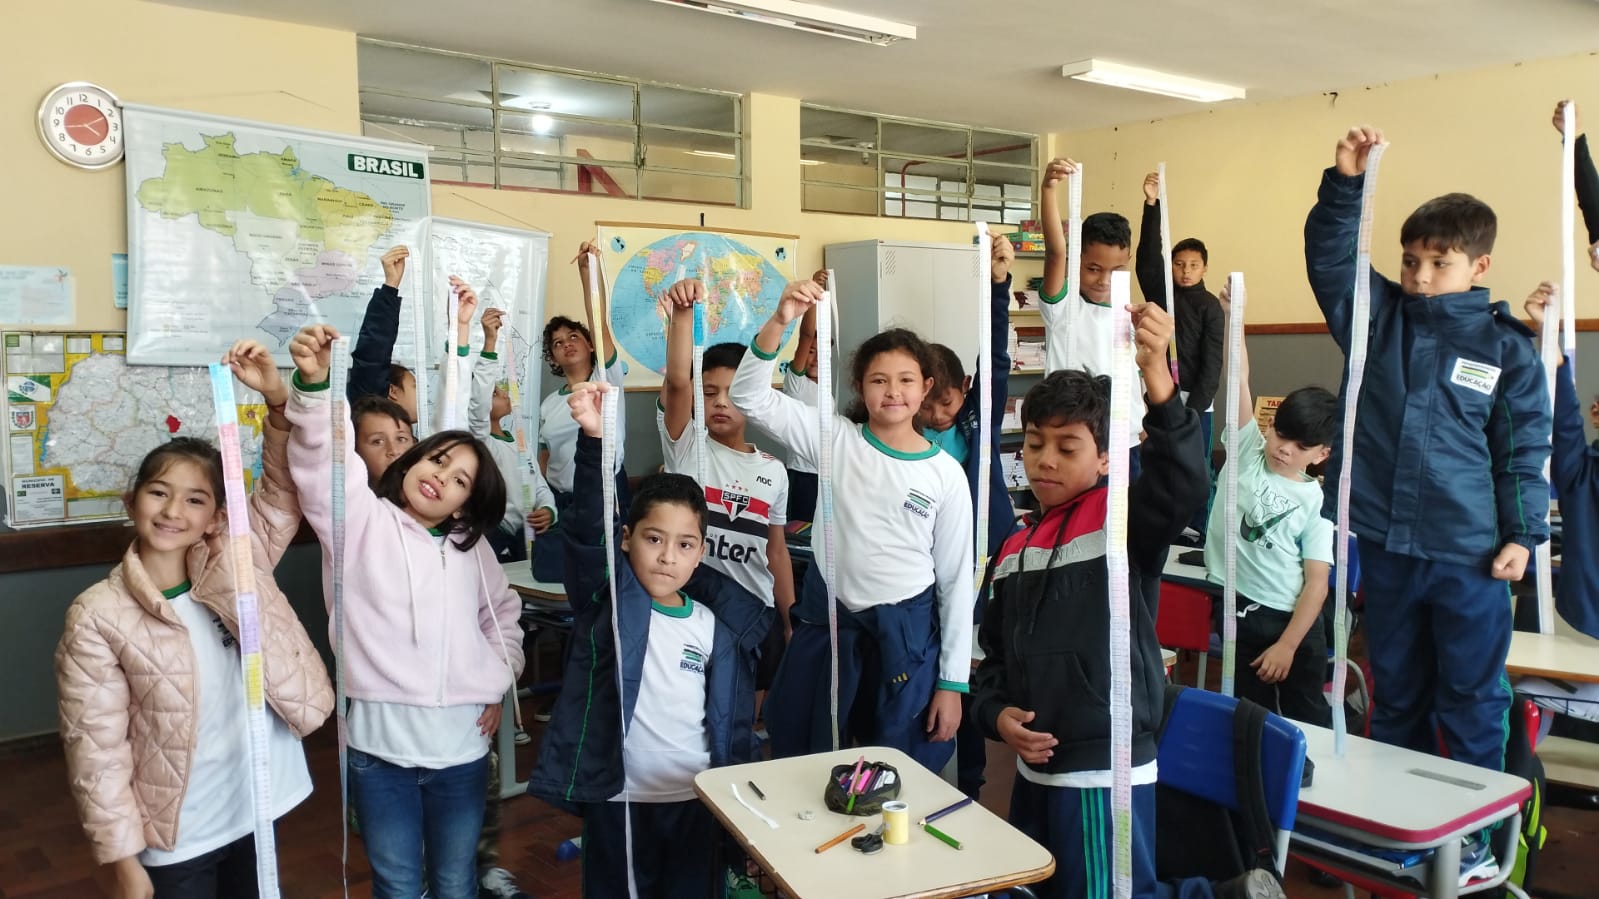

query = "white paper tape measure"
[
  {"left": 442, "top": 288, "right": 460, "bottom": 431},
  {"left": 688, "top": 263, "right": 709, "bottom": 488},
  {"left": 207, "top": 363, "right": 281, "bottom": 899},
  {"left": 815, "top": 272, "right": 841, "bottom": 751},
  {"left": 1157, "top": 162, "right": 1179, "bottom": 382},
  {"left": 1220, "top": 274, "right": 1247, "bottom": 697},
  {"left": 502, "top": 313, "right": 541, "bottom": 558},
  {"left": 327, "top": 337, "right": 352, "bottom": 897},
  {"left": 974, "top": 222, "right": 994, "bottom": 592},
  {"left": 1104, "top": 270, "right": 1136, "bottom": 899},
  {"left": 1562, "top": 102, "right": 1579, "bottom": 372},
  {"left": 1331, "top": 143, "right": 1387, "bottom": 757}
]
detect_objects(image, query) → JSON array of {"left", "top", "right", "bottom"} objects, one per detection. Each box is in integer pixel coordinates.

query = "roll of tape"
[{"left": 882, "top": 801, "right": 909, "bottom": 846}]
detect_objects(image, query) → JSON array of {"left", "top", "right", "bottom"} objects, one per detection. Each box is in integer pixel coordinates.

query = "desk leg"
[
  {"left": 498, "top": 688, "right": 528, "bottom": 799},
  {"left": 1430, "top": 838, "right": 1460, "bottom": 899}
]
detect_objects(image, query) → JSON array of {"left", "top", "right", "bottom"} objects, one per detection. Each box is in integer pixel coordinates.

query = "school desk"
[
  {"left": 1289, "top": 722, "right": 1530, "bottom": 898},
  {"left": 499, "top": 562, "right": 570, "bottom": 798},
  {"left": 694, "top": 745, "right": 1054, "bottom": 898},
  {"left": 1160, "top": 555, "right": 1217, "bottom": 593},
  {"left": 1505, "top": 631, "right": 1599, "bottom": 684}
]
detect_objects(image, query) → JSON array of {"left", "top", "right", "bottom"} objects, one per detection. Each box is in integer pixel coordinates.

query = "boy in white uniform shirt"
[{"left": 659, "top": 277, "right": 796, "bottom": 702}]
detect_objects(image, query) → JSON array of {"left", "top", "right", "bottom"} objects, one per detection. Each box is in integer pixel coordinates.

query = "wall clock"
[{"left": 38, "top": 82, "right": 124, "bottom": 170}]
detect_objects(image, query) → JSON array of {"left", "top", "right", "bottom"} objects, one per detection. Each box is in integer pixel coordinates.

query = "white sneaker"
[
  {"left": 479, "top": 866, "right": 532, "bottom": 899},
  {"left": 513, "top": 728, "right": 531, "bottom": 745},
  {"left": 1458, "top": 838, "right": 1498, "bottom": 887}
]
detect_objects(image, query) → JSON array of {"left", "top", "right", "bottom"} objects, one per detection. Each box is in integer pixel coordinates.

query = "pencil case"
[{"left": 824, "top": 761, "right": 901, "bottom": 816}]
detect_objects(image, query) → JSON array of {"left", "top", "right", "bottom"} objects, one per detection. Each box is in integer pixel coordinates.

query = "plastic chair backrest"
[
  {"left": 1325, "top": 534, "right": 1361, "bottom": 596},
  {"left": 1156, "top": 688, "right": 1307, "bottom": 869},
  {"left": 1156, "top": 583, "right": 1213, "bottom": 653}
]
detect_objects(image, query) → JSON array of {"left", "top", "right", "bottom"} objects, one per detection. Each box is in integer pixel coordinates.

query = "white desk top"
[
  {"left": 1160, "top": 556, "right": 1215, "bottom": 591},
  {"left": 1506, "top": 631, "right": 1599, "bottom": 684},
  {"left": 1293, "top": 722, "right": 1529, "bottom": 846},
  {"left": 694, "top": 746, "right": 1054, "bottom": 899},
  {"left": 500, "top": 561, "right": 566, "bottom": 602}
]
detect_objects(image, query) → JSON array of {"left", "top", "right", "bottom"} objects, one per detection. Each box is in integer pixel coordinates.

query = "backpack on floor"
[{"left": 1495, "top": 695, "right": 1548, "bottom": 895}]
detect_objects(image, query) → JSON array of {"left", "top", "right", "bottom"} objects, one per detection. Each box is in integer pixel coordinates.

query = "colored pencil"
[
  {"left": 814, "top": 823, "right": 865, "bottom": 854},
  {"left": 919, "top": 796, "right": 974, "bottom": 826},
  {"left": 923, "top": 822, "right": 963, "bottom": 850},
  {"left": 747, "top": 780, "right": 766, "bottom": 800}
]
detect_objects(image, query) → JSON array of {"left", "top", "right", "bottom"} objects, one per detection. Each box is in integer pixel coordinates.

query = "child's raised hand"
[
  {"left": 567, "top": 381, "right": 610, "bottom": 438},
  {"left": 1491, "top": 543, "right": 1530, "bottom": 582},
  {"left": 1334, "top": 126, "right": 1384, "bottom": 176},
  {"left": 1130, "top": 302, "right": 1174, "bottom": 370},
  {"left": 995, "top": 707, "right": 1057, "bottom": 765},
  {"left": 1142, "top": 171, "right": 1160, "bottom": 205},
  {"left": 450, "top": 276, "right": 479, "bottom": 324},
  {"left": 481, "top": 308, "right": 504, "bottom": 340},
  {"left": 991, "top": 233, "right": 1015, "bottom": 283},
  {"left": 381, "top": 246, "right": 409, "bottom": 289},
  {"left": 663, "top": 278, "right": 705, "bottom": 309},
  {"left": 223, "top": 339, "right": 287, "bottom": 406},
  {"left": 1524, "top": 281, "right": 1558, "bottom": 327},
  {"left": 288, "top": 324, "right": 340, "bottom": 385},
  {"left": 1042, "top": 157, "right": 1079, "bottom": 189},
  {"left": 1217, "top": 281, "right": 1233, "bottom": 315},
  {"left": 1553, "top": 100, "right": 1580, "bottom": 137},
  {"left": 573, "top": 240, "right": 600, "bottom": 271},
  {"left": 776, "top": 278, "right": 824, "bottom": 324},
  {"left": 811, "top": 269, "right": 830, "bottom": 288}
]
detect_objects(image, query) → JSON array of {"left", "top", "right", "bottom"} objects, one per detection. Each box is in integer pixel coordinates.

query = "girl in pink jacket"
[
  {"left": 284, "top": 325, "right": 524, "bottom": 899},
  {"left": 55, "top": 341, "right": 333, "bottom": 899}
]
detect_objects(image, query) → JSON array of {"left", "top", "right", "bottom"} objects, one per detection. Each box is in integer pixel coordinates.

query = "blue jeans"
[{"left": 348, "top": 748, "right": 490, "bottom": 899}]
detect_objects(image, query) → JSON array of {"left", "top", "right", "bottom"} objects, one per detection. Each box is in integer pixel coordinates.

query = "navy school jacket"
[
  {"left": 527, "top": 433, "right": 771, "bottom": 811},
  {"left": 1305, "top": 168, "right": 1550, "bottom": 568},
  {"left": 349, "top": 285, "right": 401, "bottom": 403},
  {"left": 1552, "top": 358, "right": 1599, "bottom": 638}
]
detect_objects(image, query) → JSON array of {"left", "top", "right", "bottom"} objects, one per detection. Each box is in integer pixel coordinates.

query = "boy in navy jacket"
[
  {"left": 528, "top": 381, "right": 768, "bottom": 898},
  {"left": 1305, "top": 127, "right": 1551, "bottom": 783}
]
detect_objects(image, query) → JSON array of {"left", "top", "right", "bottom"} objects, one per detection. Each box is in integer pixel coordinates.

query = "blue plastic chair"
[{"left": 1156, "top": 687, "right": 1308, "bottom": 875}]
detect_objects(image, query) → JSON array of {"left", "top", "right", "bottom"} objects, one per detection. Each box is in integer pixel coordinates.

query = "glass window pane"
[
  {"left": 359, "top": 43, "right": 491, "bottom": 105},
  {"left": 972, "top": 131, "right": 1034, "bottom": 166},
  {"left": 881, "top": 158, "right": 968, "bottom": 193},
  {"left": 974, "top": 162, "right": 1032, "bottom": 203},
  {"left": 800, "top": 107, "right": 877, "bottom": 147},
  {"left": 499, "top": 113, "right": 635, "bottom": 163},
  {"left": 496, "top": 66, "right": 634, "bottom": 121},
  {"left": 360, "top": 95, "right": 494, "bottom": 153},
  {"left": 641, "top": 128, "right": 739, "bottom": 175},
  {"left": 641, "top": 86, "right": 736, "bottom": 132},
  {"left": 641, "top": 170, "right": 740, "bottom": 205},
  {"left": 423, "top": 150, "right": 496, "bottom": 187},
  {"left": 880, "top": 121, "right": 967, "bottom": 159},
  {"left": 499, "top": 159, "right": 640, "bottom": 196},
  {"left": 803, "top": 182, "right": 879, "bottom": 216}
]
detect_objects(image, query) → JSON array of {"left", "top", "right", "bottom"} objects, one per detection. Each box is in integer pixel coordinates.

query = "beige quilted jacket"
[{"left": 54, "top": 416, "right": 333, "bottom": 864}]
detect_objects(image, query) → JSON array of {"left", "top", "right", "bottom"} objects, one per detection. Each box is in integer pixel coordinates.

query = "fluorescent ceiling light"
[
  {"left": 688, "top": 149, "right": 738, "bottom": 159},
  {"left": 1060, "top": 59, "right": 1244, "bottom": 103},
  {"left": 799, "top": 158, "right": 825, "bottom": 166},
  {"left": 645, "top": 0, "right": 915, "bottom": 46},
  {"left": 531, "top": 114, "right": 554, "bottom": 134}
]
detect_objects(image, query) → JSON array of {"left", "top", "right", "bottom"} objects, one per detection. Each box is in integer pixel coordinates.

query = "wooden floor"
[{"left": 3, "top": 714, "right": 1596, "bottom": 898}]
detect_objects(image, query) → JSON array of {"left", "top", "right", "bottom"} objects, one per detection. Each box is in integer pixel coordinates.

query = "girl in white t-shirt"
[
  {"left": 56, "top": 341, "right": 332, "bottom": 899},
  {"left": 730, "top": 279, "right": 975, "bottom": 774}
]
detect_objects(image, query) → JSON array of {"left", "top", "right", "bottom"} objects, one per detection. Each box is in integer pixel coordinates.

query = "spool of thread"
[{"left": 881, "top": 801, "right": 909, "bottom": 845}]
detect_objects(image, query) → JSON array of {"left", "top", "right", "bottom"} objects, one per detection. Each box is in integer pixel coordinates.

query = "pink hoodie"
[{"left": 286, "top": 380, "right": 524, "bottom": 706}]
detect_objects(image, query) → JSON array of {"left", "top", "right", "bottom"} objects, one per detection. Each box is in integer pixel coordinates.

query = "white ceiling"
[{"left": 155, "top": 0, "right": 1599, "bottom": 135}]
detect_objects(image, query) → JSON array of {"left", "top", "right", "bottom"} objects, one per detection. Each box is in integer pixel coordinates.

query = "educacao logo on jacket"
[{"left": 1450, "top": 358, "right": 1502, "bottom": 396}]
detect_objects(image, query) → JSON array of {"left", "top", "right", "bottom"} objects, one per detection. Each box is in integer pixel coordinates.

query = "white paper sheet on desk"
[{"left": 0, "top": 266, "right": 74, "bottom": 326}]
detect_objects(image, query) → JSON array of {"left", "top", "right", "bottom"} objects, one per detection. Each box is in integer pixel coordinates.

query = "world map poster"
[{"left": 594, "top": 223, "right": 800, "bottom": 390}]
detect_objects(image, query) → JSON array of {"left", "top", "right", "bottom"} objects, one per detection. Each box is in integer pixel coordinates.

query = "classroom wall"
[{"left": 1052, "top": 50, "right": 1599, "bottom": 326}]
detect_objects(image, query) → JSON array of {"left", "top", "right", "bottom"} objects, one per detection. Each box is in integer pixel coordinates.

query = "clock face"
[{"left": 38, "top": 83, "right": 123, "bottom": 170}]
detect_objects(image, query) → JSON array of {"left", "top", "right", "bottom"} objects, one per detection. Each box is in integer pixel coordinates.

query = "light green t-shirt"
[
  {"left": 924, "top": 425, "right": 968, "bottom": 465},
  {"left": 1204, "top": 420, "right": 1335, "bottom": 612}
]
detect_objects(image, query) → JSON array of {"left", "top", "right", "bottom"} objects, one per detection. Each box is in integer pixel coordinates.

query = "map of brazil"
[{"left": 124, "top": 107, "right": 431, "bottom": 367}]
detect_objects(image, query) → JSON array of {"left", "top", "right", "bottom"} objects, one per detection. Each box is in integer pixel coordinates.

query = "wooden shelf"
[{"left": 1012, "top": 366, "right": 1044, "bottom": 375}]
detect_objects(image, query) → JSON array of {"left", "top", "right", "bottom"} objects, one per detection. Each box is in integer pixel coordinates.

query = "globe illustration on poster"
[{"left": 607, "top": 232, "right": 795, "bottom": 376}]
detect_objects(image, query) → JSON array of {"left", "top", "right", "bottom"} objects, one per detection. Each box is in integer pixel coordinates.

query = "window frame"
[
  {"left": 800, "top": 103, "right": 1036, "bottom": 223},
  {"left": 357, "top": 38, "right": 746, "bottom": 207}
]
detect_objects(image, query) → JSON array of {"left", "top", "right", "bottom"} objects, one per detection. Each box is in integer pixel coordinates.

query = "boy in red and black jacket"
[{"left": 971, "top": 303, "right": 1279, "bottom": 899}]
